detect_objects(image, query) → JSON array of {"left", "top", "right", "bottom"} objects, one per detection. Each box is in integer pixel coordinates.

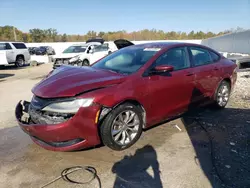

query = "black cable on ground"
[{"left": 40, "top": 166, "right": 101, "bottom": 188}]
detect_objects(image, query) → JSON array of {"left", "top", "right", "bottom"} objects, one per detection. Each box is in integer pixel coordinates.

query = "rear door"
[
  {"left": 188, "top": 46, "right": 222, "bottom": 101},
  {"left": 12, "top": 42, "right": 30, "bottom": 61},
  {"left": 144, "top": 47, "right": 196, "bottom": 125}
]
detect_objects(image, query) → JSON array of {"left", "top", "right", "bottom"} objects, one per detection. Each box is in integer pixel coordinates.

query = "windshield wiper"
[{"left": 106, "top": 69, "right": 128, "bottom": 75}]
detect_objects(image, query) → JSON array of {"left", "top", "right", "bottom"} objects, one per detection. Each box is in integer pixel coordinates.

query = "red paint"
[
  {"left": 154, "top": 65, "right": 174, "bottom": 72},
  {"left": 16, "top": 102, "right": 101, "bottom": 151},
  {"left": 16, "top": 42, "right": 237, "bottom": 151}
]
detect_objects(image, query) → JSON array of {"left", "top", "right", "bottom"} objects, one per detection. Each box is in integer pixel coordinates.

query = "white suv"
[{"left": 0, "top": 42, "right": 30, "bottom": 67}]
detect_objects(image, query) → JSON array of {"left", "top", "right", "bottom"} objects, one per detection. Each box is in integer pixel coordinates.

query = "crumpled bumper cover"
[{"left": 15, "top": 100, "right": 102, "bottom": 151}]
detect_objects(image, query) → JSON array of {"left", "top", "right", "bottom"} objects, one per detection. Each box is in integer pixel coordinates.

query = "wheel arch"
[
  {"left": 212, "top": 77, "right": 232, "bottom": 100},
  {"left": 16, "top": 54, "right": 25, "bottom": 61},
  {"left": 223, "top": 77, "right": 231, "bottom": 88},
  {"left": 82, "top": 58, "right": 90, "bottom": 65}
]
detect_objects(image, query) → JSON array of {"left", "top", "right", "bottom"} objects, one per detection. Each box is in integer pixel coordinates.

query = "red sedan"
[{"left": 16, "top": 42, "right": 237, "bottom": 151}]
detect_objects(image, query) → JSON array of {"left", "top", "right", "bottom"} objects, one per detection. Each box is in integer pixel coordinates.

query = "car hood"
[
  {"left": 32, "top": 66, "right": 126, "bottom": 98},
  {"left": 53, "top": 53, "right": 84, "bottom": 59}
]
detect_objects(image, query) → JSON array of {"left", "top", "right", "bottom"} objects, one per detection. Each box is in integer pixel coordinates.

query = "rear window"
[
  {"left": 12, "top": 43, "right": 27, "bottom": 49},
  {"left": 209, "top": 51, "right": 220, "bottom": 62},
  {"left": 190, "top": 47, "right": 213, "bottom": 66}
]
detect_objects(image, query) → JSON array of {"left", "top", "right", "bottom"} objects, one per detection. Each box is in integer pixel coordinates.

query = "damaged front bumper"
[{"left": 15, "top": 100, "right": 102, "bottom": 151}]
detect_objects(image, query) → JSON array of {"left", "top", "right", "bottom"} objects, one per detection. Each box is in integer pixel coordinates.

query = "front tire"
[
  {"left": 80, "top": 59, "right": 89, "bottom": 66},
  {"left": 100, "top": 103, "right": 143, "bottom": 150},
  {"left": 214, "top": 80, "right": 231, "bottom": 108}
]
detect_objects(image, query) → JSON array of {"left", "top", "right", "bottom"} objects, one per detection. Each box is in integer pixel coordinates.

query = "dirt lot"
[{"left": 0, "top": 64, "right": 250, "bottom": 188}]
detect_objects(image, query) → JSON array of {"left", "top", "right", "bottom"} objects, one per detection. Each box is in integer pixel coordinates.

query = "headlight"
[
  {"left": 69, "top": 55, "right": 80, "bottom": 63},
  {"left": 42, "top": 98, "right": 94, "bottom": 113}
]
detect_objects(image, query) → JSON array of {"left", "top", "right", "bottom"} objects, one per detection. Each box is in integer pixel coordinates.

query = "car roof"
[{"left": 129, "top": 42, "right": 205, "bottom": 49}]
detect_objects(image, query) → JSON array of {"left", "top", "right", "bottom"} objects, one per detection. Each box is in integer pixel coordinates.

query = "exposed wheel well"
[
  {"left": 16, "top": 54, "right": 25, "bottom": 61},
  {"left": 83, "top": 59, "right": 89, "bottom": 62},
  {"left": 114, "top": 100, "right": 147, "bottom": 128},
  {"left": 223, "top": 78, "right": 231, "bottom": 88},
  {"left": 82, "top": 59, "right": 90, "bottom": 65}
]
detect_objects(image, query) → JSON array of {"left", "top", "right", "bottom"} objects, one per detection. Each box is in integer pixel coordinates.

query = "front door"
[
  {"left": 3, "top": 43, "right": 15, "bottom": 63},
  {"left": 144, "top": 47, "right": 196, "bottom": 125}
]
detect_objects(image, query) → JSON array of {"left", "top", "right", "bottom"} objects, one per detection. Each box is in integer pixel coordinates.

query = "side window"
[
  {"left": 155, "top": 47, "right": 190, "bottom": 71},
  {"left": 0, "top": 43, "right": 12, "bottom": 50},
  {"left": 190, "top": 47, "right": 213, "bottom": 66},
  {"left": 12, "top": 43, "right": 27, "bottom": 49},
  {"left": 209, "top": 51, "right": 220, "bottom": 62},
  {"left": 94, "top": 44, "right": 109, "bottom": 52},
  {"left": 5, "top": 43, "right": 12, "bottom": 50}
]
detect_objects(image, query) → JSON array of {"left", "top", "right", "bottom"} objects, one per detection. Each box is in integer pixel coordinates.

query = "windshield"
[
  {"left": 63, "top": 45, "right": 87, "bottom": 53},
  {"left": 91, "top": 46, "right": 161, "bottom": 75}
]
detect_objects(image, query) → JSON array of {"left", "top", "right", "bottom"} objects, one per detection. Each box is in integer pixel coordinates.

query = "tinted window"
[
  {"left": 92, "top": 47, "right": 160, "bottom": 75},
  {"left": 12, "top": 43, "right": 27, "bottom": 49},
  {"left": 5, "top": 43, "right": 12, "bottom": 49},
  {"left": 190, "top": 47, "right": 212, "bottom": 66},
  {"left": 93, "top": 44, "right": 109, "bottom": 52},
  {"left": 209, "top": 51, "right": 220, "bottom": 62},
  {"left": 155, "top": 47, "right": 190, "bottom": 71}
]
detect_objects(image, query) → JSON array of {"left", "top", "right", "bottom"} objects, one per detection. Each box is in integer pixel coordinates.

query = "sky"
[{"left": 0, "top": 0, "right": 249, "bottom": 34}]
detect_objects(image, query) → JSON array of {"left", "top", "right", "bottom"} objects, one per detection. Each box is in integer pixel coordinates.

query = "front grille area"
[
  {"left": 54, "top": 58, "right": 71, "bottom": 65},
  {"left": 29, "top": 96, "right": 74, "bottom": 125}
]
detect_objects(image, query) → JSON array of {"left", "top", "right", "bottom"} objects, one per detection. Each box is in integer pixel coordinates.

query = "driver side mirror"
[
  {"left": 89, "top": 49, "right": 94, "bottom": 54},
  {"left": 150, "top": 65, "right": 174, "bottom": 74}
]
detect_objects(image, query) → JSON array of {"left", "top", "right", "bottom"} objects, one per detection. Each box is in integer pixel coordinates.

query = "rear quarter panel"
[{"left": 220, "top": 58, "right": 237, "bottom": 88}]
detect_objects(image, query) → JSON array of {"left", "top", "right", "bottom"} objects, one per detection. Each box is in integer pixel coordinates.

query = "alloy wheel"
[
  {"left": 111, "top": 110, "right": 140, "bottom": 146},
  {"left": 217, "top": 84, "right": 230, "bottom": 107}
]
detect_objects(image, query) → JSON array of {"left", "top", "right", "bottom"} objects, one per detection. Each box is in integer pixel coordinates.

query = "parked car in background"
[
  {"left": 35, "top": 46, "right": 55, "bottom": 55},
  {"left": 28, "top": 47, "right": 37, "bottom": 55},
  {"left": 16, "top": 42, "right": 237, "bottom": 151},
  {"left": 52, "top": 42, "right": 101, "bottom": 69},
  {"left": 0, "top": 42, "right": 30, "bottom": 67},
  {"left": 68, "top": 39, "right": 134, "bottom": 66}
]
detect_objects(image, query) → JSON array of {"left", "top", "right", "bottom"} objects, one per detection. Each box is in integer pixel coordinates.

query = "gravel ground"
[
  {"left": 229, "top": 71, "right": 250, "bottom": 108},
  {"left": 0, "top": 64, "right": 249, "bottom": 188}
]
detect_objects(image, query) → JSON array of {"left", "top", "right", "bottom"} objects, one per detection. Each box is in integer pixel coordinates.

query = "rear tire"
[
  {"left": 15, "top": 56, "right": 25, "bottom": 67},
  {"left": 100, "top": 103, "right": 143, "bottom": 150},
  {"left": 213, "top": 80, "right": 231, "bottom": 108}
]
